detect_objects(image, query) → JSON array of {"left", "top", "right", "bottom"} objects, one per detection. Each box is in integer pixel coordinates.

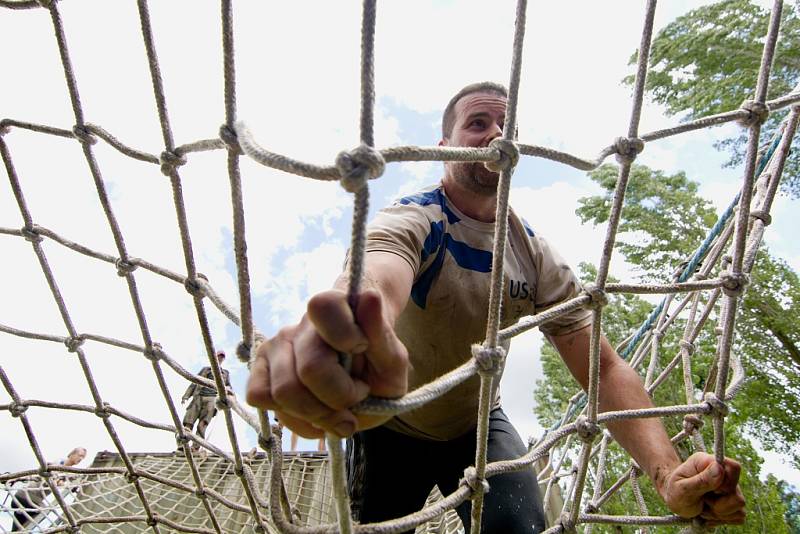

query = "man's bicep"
[{"left": 549, "top": 326, "right": 626, "bottom": 392}]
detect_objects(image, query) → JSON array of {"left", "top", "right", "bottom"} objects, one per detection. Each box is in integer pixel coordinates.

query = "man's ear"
[{"left": 438, "top": 137, "right": 448, "bottom": 147}]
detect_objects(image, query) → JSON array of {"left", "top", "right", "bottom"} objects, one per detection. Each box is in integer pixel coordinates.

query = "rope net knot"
[
  {"left": 485, "top": 137, "right": 519, "bottom": 173},
  {"left": 582, "top": 283, "right": 608, "bottom": 310},
  {"left": 143, "top": 342, "right": 163, "bottom": 362},
  {"left": 94, "top": 402, "right": 111, "bottom": 419},
  {"left": 114, "top": 257, "right": 138, "bottom": 277},
  {"left": 558, "top": 512, "right": 578, "bottom": 534},
  {"left": 679, "top": 339, "right": 696, "bottom": 355},
  {"left": 683, "top": 414, "right": 704, "bottom": 434},
  {"left": 219, "top": 124, "right": 242, "bottom": 153},
  {"left": 749, "top": 209, "right": 772, "bottom": 226},
  {"left": 72, "top": 124, "right": 97, "bottom": 145},
  {"left": 720, "top": 271, "right": 750, "bottom": 297},
  {"left": 9, "top": 401, "right": 28, "bottom": 418},
  {"left": 236, "top": 340, "right": 251, "bottom": 363},
  {"left": 613, "top": 136, "right": 644, "bottom": 164},
  {"left": 738, "top": 100, "right": 770, "bottom": 127},
  {"left": 460, "top": 466, "right": 490, "bottom": 496},
  {"left": 335, "top": 143, "right": 385, "bottom": 193},
  {"left": 704, "top": 392, "right": 729, "bottom": 418},
  {"left": 575, "top": 415, "right": 602, "bottom": 444},
  {"left": 64, "top": 335, "right": 84, "bottom": 353},
  {"left": 21, "top": 225, "right": 43, "bottom": 243},
  {"left": 471, "top": 344, "right": 506, "bottom": 375},
  {"left": 159, "top": 150, "right": 187, "bottom": 176},
  {"left": 184, "top": 275, "right": 208, "bottom": 297}
]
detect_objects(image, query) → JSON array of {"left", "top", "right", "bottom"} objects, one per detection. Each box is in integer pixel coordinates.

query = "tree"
[
  {"left": 533, "top": 163, "right": 799, "bottom": 530},
  {"left": 575, "top": 163, "right": 800, "bottom": 465},
  {"left": 625, "top": 0, "right": 800, "bottom": 197}
]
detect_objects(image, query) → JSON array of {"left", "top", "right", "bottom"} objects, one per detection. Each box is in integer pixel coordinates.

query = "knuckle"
[{"left": 245, "top": 382, "right": 272, "bottom": 408}]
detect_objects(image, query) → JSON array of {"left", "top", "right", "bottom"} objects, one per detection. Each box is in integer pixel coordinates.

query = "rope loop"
[
  {"left": 471, "top": 343, "right": 506, "bottom": 375},
  {"left": 21, "top": 226, "right": 43, "bottom": 244},
  {"left": 738, "top": 100, "right": 770, "bottom": 127},
  {"left": 236, "top": 341, "right": 251, "bottom": 363},
  {"left": 215, "top": 396, "right": 230, "bottom": 411},
  {"left": 720, "top": 271, "right": 749, "bottom": 297},
  {"left": 652, "top": 329, "right": 665, "bottom": 342},
  {"left": 485, "top": 137, "right": 519, "bottom": 173},
  {"left": 335, "top": 143, "right": 385, "bottom": 193},
  {"left": 10, "top": 402, "right": 28, "bottom": 418},
  {"left": 679, "top": 340, "right": 696, "bottom": 355},
  {"left": 749, "top": 209, "right": 772, "bottom": 226},
  {"left": 683, "top": 414, "right": 704, "bottom": 434},
  {"left": 175, "top": 434, "right": 190, "bottom": 446},
  {"left": 194, "top": 488, "right": 206, "bottom": 498},
  {"left": 704, "top": 392, "right": 729, "bottom": 418},
  {"left": 146, "top": 516, "right": 158, "bottom": 527},
  {"left": 558, "top": 512, "right": 578, "bottom": 533},
  {"left": 257, "top": 433, "right": 273, "bottom": 451},
  {"left": 72, "top": 125, "right": 97, "bottom": 145},
  {"left": 184, "top": 276, "right": 207, "bottom": 298},
  {"left": 143, "top": 342, "right": 163, "bottom": 362},
  {"left": 582, "top": 283, "right": 608, "bottom": 310},
  {"left": 575, "top": 415, "right": 601, "bottom": 443},
  {"left": 613, "top": 136, "right": 644, "bottom": 164},
  {"left": 125, "top": 472, "right": 139, "bottom": 484},
  {"left": 583, "top": 501, "right": 599, "bottom": 514},
  {"left": 234, "top": 465, "right": 245, "bottom": 477},
  {"left": 94, "top": 402, "right": 111, "bottom": 419},
  {"left": 115, "top": 257, "right": 138, "bottom": 277},
  {"left": 218, "top": 124, "right": 242, "bottom": 153},
  {"left": 38, "top": 468, "right": 52, "bottom": 479},
  {"left": 460, "top": 466, "right": 490, "bottom": 496},
  {"left": 159, "top": 150, "right": 187, "bottom": 176},
  {"left": 64, "top": 335, "right": 84, "bottom": 353}
]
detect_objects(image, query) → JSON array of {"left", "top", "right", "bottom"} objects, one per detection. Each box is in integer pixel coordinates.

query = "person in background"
[
  {"left": 181, "top": 350, "right": 231, "bottom": 452},
  {"left": 10, "top": 447, "right": 87, "bottom": 531}
]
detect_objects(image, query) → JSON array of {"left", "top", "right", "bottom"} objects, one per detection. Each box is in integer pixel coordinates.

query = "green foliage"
[
  {"left": 774, "top": 477, "right": 800, "bottom": 534},
  {"left": 534, "top": 162, "right": 800, "bottom": 529},
  {"left": 625, "top": 0, "right": 800, "bottom": 197}
]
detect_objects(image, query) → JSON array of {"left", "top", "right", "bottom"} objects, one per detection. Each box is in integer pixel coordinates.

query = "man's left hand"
[{"left": 660, "top": 452, "right": 746, "bottom": 526}]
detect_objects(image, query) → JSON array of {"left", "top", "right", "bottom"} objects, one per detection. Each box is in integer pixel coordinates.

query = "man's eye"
[{"left": 470, "top": 119, "right": 485, "bottom": 128}]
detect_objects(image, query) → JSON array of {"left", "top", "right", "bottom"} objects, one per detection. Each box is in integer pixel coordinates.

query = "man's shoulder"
[{"left": 382, "top": 184, "right": 457, "bottom": 223}]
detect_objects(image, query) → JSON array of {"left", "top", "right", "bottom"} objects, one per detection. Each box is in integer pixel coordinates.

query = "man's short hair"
[
  {"left": 216, "top": 351, "right": 226, "bottom": 359},
  {"left": 442, "top": 81, "right": 508, "bottom": 139}
]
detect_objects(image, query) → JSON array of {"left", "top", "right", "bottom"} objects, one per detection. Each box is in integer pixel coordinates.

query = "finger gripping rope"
[
  {"left": 159, "top": 150, "right": 187, "bottom": 176},
  {"left": 749, "top": 209, "right": 772, "bottom": 226},
  {"left": 460, "top": 466, "right": 490, "bottom": 496},
  {"left": 21, "top": 226, "right": 42, "bottom": 243},
  {"left": 64, "top": 335, "right": 84, "bottom": 353},
  {"left": 236, "top": 341, "right": 251, "bottom": 363},
  {"left": 575, "top": 415, "right": 601, "bottom": 443},
  {"left": 582, "top": 283, "right": 608, "bottom": 310},
  {"left": 738, "top": 100, "right": 770, "bottom": 127},
  {"left": 471, "top": 344, "right": 506, "bottom": 374},
  {"left": 115, "top": 257, "right": 138, "bottom": 277},
  {"left": 613, "top": 136, "right": 644, "bottom": 164},
  {"left": 335, "top": 144, "right": 385, "bottom": 193},
  {"left": 683, "top": 414, "right": 704, "bottom": 434},
  {"left": 72, "top": 124, "right": 97, "bottom": 145},
  {"left": 720, "top": 271, "right": 750, "bottom": 297},
  {"left": 9, "top": 402, "right": 28, "bottom": 418},
  {"left": 704, "top": 392, "right": 729, "bottom": 418},
  {"left": 485, "top": 137, "right": 520, "bottom": 173},
  {"left": 219, "top": 124, "right": 242, "bottom": 153}
]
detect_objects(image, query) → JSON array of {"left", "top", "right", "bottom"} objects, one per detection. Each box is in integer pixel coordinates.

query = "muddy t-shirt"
[{"left": 364, "top": 184, "right": 592, "bottom": 441}]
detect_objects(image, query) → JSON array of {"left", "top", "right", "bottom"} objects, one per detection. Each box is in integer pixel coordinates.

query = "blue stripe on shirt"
[{"left": 399, "top": 188, "right": 461, "bottom": 224}]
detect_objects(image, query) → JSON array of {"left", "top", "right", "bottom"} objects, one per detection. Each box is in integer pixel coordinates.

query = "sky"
[{"left": 1, "top": 0, "right": 798, "bottom": 513}]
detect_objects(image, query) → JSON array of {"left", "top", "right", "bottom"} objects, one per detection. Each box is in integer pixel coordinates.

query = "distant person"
[
  {"left": 181, "top": 350, "right": 231, "bottom": 452},
  {"left": 11, "top": 447, "right": 86, "bottom": 531}
]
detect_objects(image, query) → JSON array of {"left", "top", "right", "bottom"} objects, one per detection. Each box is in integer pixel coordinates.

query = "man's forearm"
[{"left": 598, "top": 340, "right": 681, "bottom": 496}]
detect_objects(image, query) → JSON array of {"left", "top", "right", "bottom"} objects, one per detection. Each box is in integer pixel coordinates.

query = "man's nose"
[{"left": 483, "top": 123, "right": 503, "bottom": 145}]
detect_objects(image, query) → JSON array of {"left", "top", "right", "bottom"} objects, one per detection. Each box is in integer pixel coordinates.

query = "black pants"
[
  {"left": 349, "top": 407, "right": 546, "bottom": 533},
  {"left": 11, "top": 492, "right": 37, "bottom": 532}
]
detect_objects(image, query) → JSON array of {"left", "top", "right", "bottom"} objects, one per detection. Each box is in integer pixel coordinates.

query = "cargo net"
[{"left": 1, "top": 0, "right": 799, "bottom": 533}]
